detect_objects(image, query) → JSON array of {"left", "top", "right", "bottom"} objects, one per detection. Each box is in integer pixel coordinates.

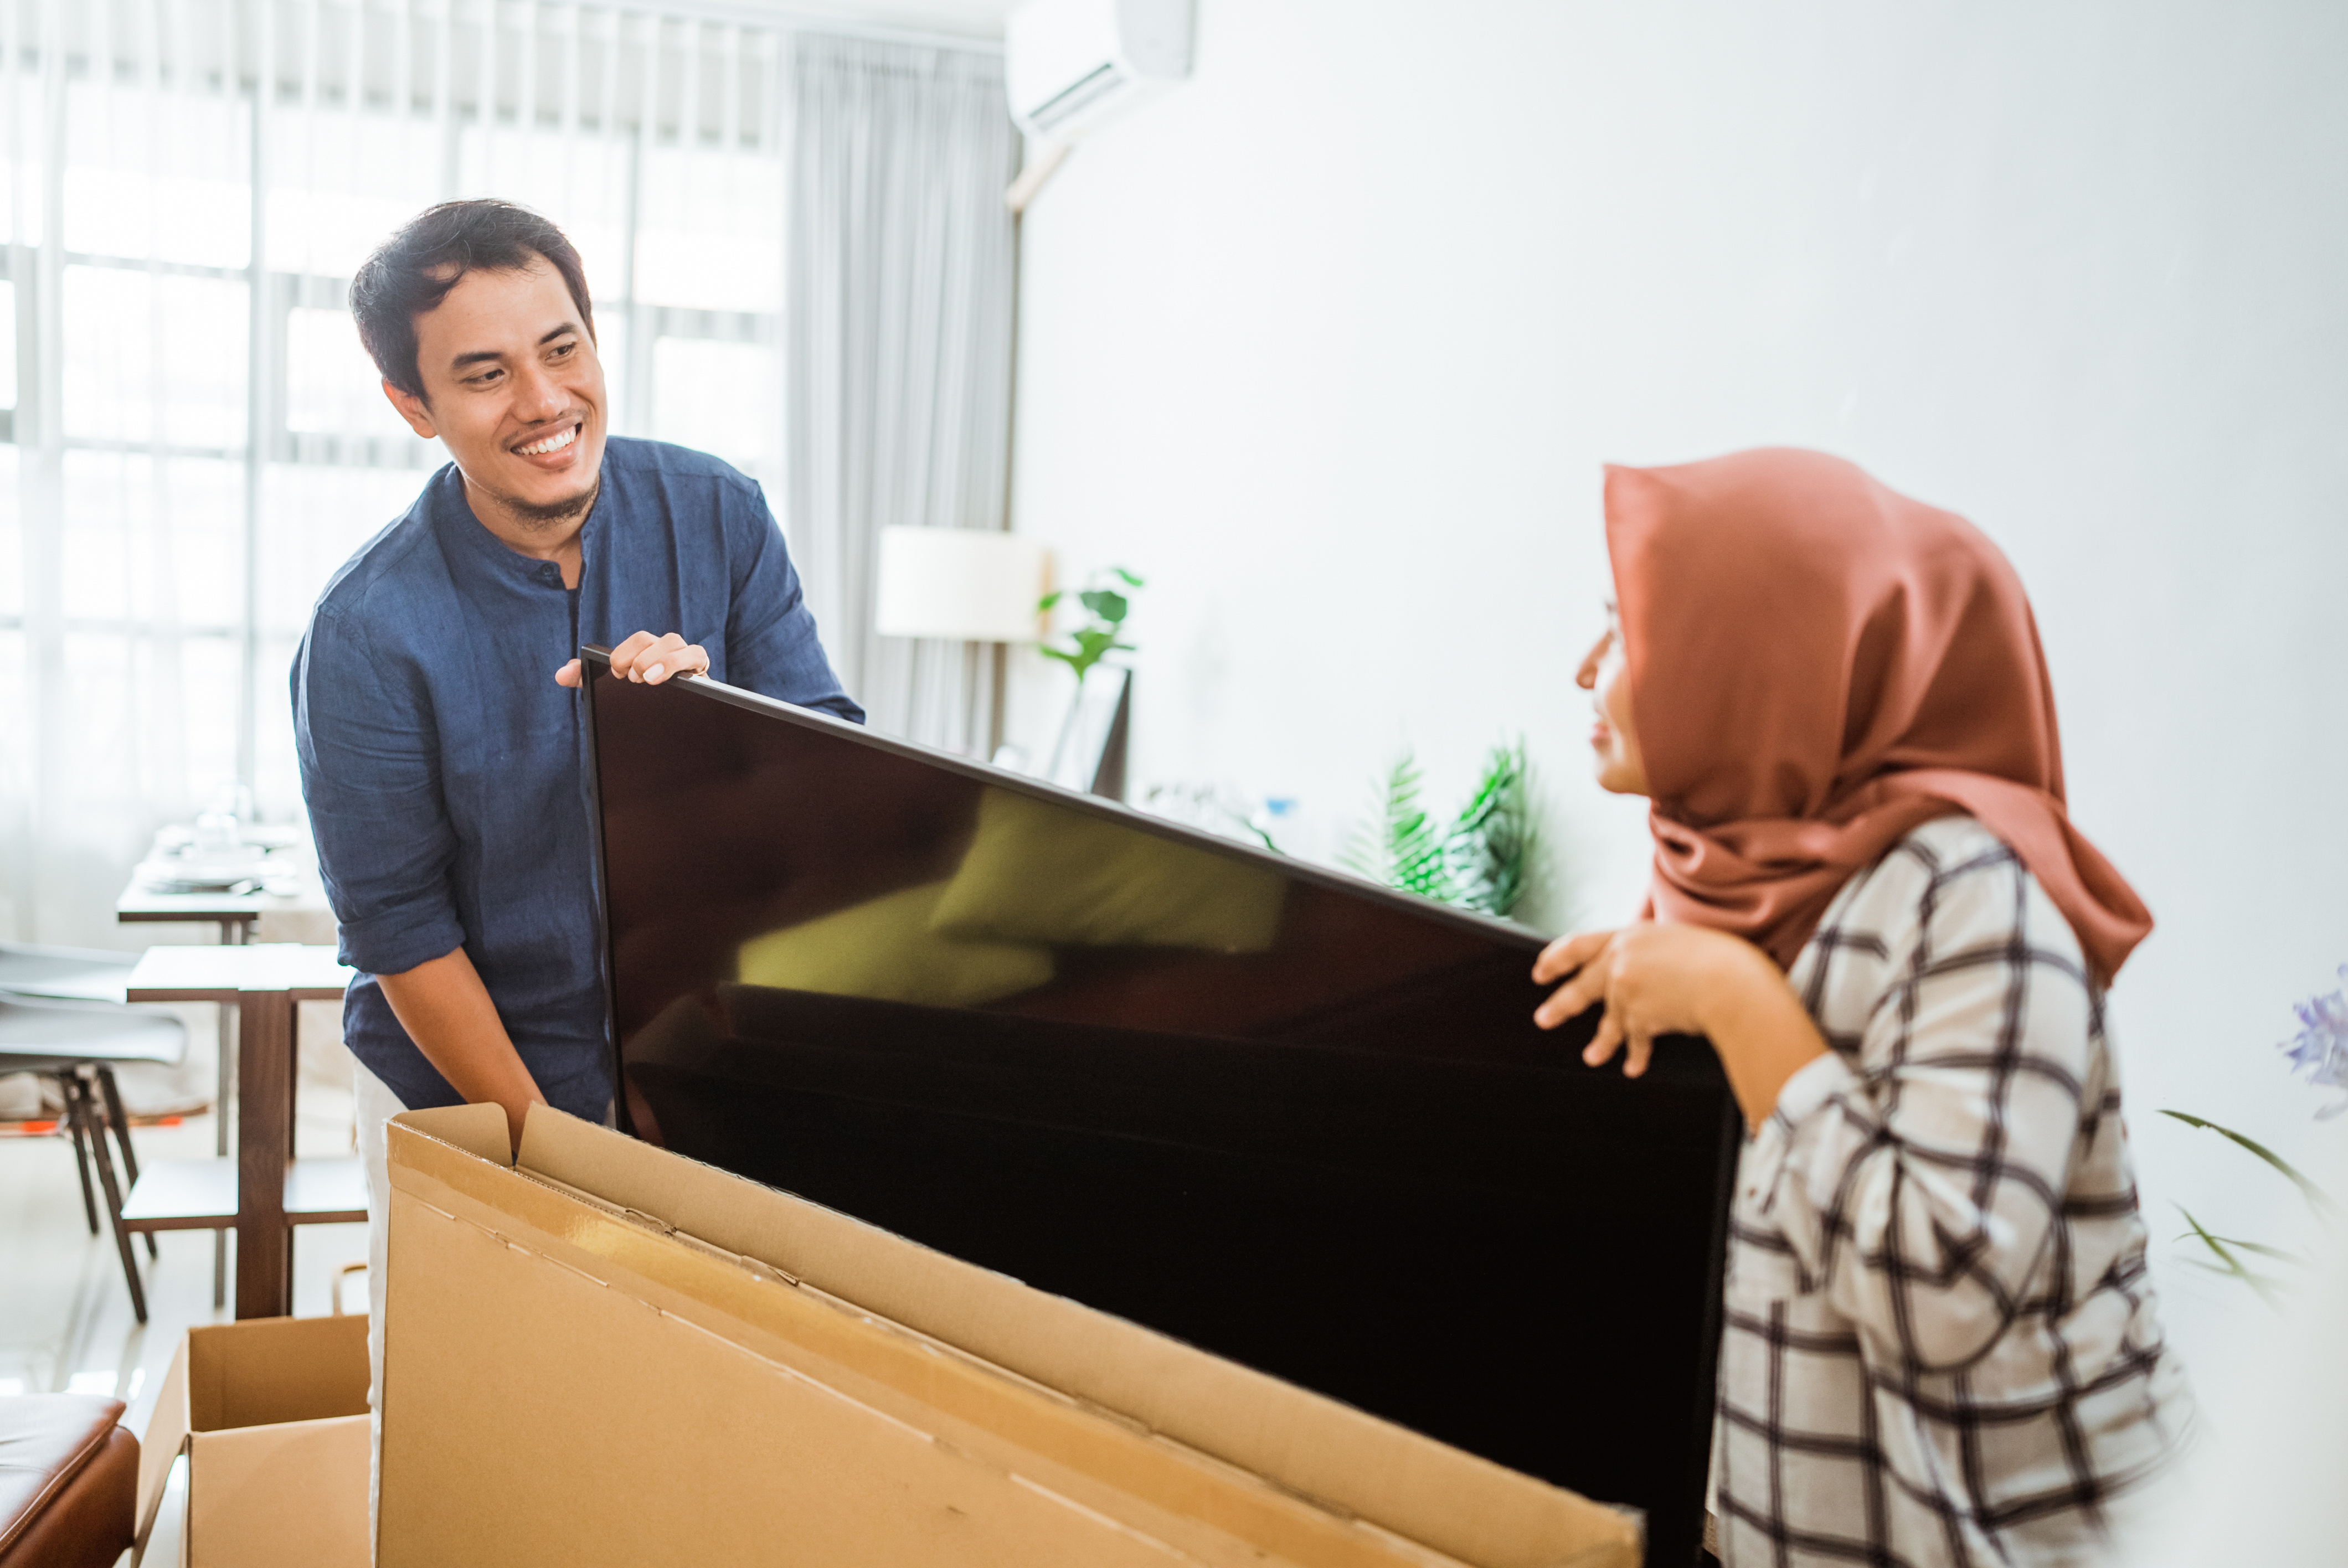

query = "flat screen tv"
[{"left": 581, "top": 648, "right": 1738, "bottom": 1566}]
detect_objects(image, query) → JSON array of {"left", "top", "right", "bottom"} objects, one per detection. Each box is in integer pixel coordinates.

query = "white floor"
[{"left": 0, "top": 1054, "right": 366, "bottom": 1564}]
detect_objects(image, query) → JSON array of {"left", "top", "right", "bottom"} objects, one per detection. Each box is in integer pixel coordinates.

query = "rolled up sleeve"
[{"left": 292, "top": 602, "right": 465, "bottom": 977}]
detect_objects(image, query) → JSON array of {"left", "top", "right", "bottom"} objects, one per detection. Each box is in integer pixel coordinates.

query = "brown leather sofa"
[{"left": 0, "top": 1395, "right": 137, "bottom": 1568}]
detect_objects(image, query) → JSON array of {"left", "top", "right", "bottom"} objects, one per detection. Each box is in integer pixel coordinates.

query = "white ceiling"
[{"left": 728, "top": 0, "right": 1017, "bottom": 40}]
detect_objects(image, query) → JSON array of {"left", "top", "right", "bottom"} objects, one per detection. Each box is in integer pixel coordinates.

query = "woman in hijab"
[{"left": 1533, "top": 450, "right": 2192, "bottom": 1567}]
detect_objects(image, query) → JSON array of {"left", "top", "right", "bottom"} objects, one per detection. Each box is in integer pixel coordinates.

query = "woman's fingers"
[
  {"left": 1538, "top": 928, "right": 1669, "bottom": 1083},
  {"left": 1531, "top": 929, "right": 1616, "bottom": 984},
  {"left": 1622, "top": 1028, "right": 1655, "bottom": 1080},
  {"left": 1585, "top": 1016, "right": 1656, "bottom": 1078},
  {"left": 1535, "top": 930, "right": 1628, "bottom": 1030},
  {"left": 1533, "top": 981, "right": 1582, "bottom": 1029},
  {"left": 1535, "top": 969, "right": 1606, "bottom": 1029},
  {"left": 1582, "top": 1007, "right": 1624, "bottom": 1067}
]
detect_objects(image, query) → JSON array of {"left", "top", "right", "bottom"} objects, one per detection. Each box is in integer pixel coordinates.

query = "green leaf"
[
  {"left": 2203, "top": 1236, "right": 2310, "bottom": 1265},
  {"left": 1078, "top": 589, "right": 1129, "bottom": 624},
  {"left": 2159, "top": 1111, "right": 2338, "bottom": 1218},
  {"left": 1110, "top": 566, "right": 1145, "bottom": 587},
  {"left": 1037, "top": 590, "right": 1064, "bottom": 611},
  {"left": 1444, "top": 737, "right": 1536, "bottom": 916},
  {"left": 1343, "top": 750, "right": 1466, "bottom": 906},
  {"left": 2181, "top": 1258, "right": 2294, "bottom": 1296},
  {"left": 2175, "top": 1205, "right": 2289, "bottom": 1309},
  {"left": 1343, "top": 739, "right": 1549, "bottom": 916}
]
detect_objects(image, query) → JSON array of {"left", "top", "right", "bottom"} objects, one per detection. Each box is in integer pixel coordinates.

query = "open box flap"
[
  {"left": 135, "top": 1329, "right": 193, "bottom": 1546},
  {"left": 186, "top": 1317, "right": 369, "bottom": 1431},
  {"left": 392, "top": 1101, "right": 511, "bottom": 1167}
]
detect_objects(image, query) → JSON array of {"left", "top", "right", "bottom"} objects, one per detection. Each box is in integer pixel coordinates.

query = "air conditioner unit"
[{"left": 1005, "top": 0, "right": 1193, "bottom": 142}]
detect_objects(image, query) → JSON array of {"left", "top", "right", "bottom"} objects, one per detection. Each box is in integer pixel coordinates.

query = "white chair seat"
[{"left": 0, "top": 992, "right": 187, "bottom": 1069}]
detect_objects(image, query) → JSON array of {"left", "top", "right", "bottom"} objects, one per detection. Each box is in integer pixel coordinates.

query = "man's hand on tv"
[{"left": 555, "top": 630, "right": 713, "bottom": 688}]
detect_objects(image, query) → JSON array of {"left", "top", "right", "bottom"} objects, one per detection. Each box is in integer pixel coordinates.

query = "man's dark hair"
[{"left": 350, "top": 200, "right": 595, "bottom": 401}]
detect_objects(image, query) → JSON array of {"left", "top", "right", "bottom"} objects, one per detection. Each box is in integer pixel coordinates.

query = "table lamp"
[{"left": 873, "top": 525, "right": 1049, "bottom": 760}]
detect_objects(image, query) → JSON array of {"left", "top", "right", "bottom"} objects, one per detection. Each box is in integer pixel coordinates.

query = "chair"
[
  {"left": 0, "top": 976, "right": 189, "bottom": 1325},
  {"left": 0, "top": 943, "right": 157, "bottom": 1001},
  {"left": 0, "top": 1394, "right": 138, "bottom": 1568}
]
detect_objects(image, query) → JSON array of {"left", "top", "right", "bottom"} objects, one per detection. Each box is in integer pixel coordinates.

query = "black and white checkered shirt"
[{"left": 1713, "top": 816, "right": 2192, "bottom": 1567}]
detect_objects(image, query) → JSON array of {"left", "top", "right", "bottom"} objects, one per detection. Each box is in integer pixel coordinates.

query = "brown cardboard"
[
  {"left": 136, "top": 1313, "right": 371, "bottom": 1567},
  {"left": 381, "top": 1102, "right": 1642, "bottom": 1568}
]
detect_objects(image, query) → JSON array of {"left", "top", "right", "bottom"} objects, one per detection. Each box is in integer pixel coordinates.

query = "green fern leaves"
[
  {"left": 1343, "top": 740, "right": 1537, "bottom": 918},
  {"left": 1449, "top": 740, "right": 1534, "bottom": 916}
]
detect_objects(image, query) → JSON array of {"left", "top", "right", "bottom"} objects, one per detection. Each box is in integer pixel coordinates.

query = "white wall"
[{"left": 1003, "top": 0, "right": 2348, "bottom": 1422}]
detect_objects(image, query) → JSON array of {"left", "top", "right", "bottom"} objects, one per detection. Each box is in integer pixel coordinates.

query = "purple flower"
[{"left": 2280, "top": 963, "right": 2348, "bottom": 1120}]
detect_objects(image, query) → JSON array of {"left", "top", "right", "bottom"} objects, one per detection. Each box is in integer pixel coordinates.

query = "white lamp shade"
[{"left": 873, "top": 527, "right": 1049, "bottom": 643}]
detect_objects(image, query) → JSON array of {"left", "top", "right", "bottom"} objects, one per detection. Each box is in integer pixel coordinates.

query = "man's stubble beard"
[{"left": 488, "top": 474, "right": 600, "bottom": 532}]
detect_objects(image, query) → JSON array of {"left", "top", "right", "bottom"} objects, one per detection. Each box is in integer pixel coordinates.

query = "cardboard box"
[
  {"left": 135, "top": 1313, "right": 371, "bottom": 1568},
  {"left": 380, "top": 1102, "right": 1642, "bottom": 1567}
]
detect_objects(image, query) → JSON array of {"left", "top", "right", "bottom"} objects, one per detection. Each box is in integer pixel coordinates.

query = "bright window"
[{"left": 0, "top": 1, "right": 792, "bottom": 940}]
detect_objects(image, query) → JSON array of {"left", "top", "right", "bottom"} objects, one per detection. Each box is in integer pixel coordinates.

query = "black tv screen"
[{"left": 581, "top": 648, "right": 1737, "bottom": 1566}]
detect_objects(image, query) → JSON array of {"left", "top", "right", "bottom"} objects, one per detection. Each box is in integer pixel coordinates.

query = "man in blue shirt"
[
  {"left": 294, "top": 203, "right": 858, "bottom": 1455},
  {"left": 297, "top": 199, "right": 858, "bottom": 1148}
]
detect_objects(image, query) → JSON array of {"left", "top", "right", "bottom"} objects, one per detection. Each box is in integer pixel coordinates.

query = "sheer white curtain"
[
  {"left": 786, "top": 33, "right": 1017, "bottom": 755},
  {"left": 0, "top": 0, "right": 827, "bottom": 946}
]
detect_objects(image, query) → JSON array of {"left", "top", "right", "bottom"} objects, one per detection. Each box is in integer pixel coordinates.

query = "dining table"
[{"left": 110, "top": 944, "right": 364, "bottom": 1319}]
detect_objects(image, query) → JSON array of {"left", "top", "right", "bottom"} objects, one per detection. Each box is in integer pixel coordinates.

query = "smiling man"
[{"left": 292, "top": 202, "right": 860, "bottom": 1464}]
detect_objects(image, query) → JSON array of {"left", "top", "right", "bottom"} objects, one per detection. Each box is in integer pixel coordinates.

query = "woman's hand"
[
  {"left": 1532, "top": 921, "right": 1831, "bottom": 1129},
  {"left": 1534, "top": 922, "right": 1753, "bottom": 1076}
]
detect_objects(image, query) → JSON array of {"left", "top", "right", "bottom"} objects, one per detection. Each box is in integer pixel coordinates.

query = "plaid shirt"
[{"left": 1713, "top": 816, "right": 2192, "bottom": 1567}]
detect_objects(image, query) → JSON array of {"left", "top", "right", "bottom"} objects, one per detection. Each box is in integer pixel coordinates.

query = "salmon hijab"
[{"left": 1605, "top": 448, "right": 2151, "bottom": 986}]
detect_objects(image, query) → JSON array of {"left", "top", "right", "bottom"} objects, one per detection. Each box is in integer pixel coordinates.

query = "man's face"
[{"left": 385, "top": 259, "right": 606, "bottom": 526}]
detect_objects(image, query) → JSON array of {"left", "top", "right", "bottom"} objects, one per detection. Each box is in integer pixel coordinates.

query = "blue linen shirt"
[{"left": 292, "top": 436, "right": 862, "bottom": 1120}]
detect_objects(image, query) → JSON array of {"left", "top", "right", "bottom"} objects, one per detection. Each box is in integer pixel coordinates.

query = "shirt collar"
[{"left": 429, "top": 460, "right": 605, "bottom": 588}]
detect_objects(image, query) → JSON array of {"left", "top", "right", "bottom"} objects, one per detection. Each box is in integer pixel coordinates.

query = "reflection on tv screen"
[{"left": 583, "top": 654, "right": 1736, "bottom": 1568}]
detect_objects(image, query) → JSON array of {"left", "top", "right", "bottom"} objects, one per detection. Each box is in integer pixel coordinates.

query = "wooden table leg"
[
  {"left": 234, "top": 992, "right": 294, "bottom": 1318},
  {"left": 217, "top": 917, "right": 245, "bottom": 1309},
  {"left": 287, "top": 1000, "right": 302, "bottom": 1160}
]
